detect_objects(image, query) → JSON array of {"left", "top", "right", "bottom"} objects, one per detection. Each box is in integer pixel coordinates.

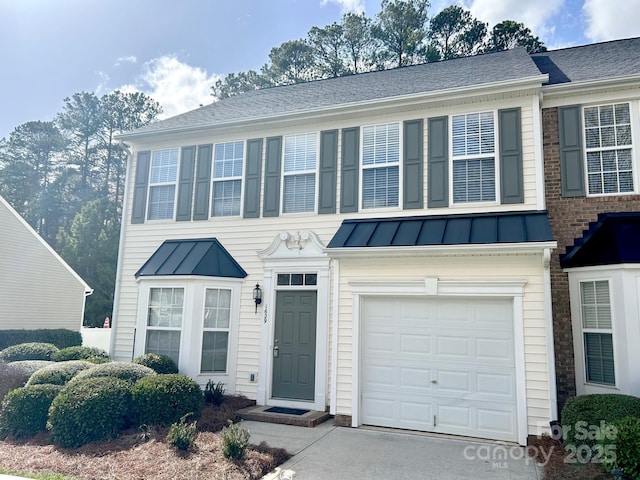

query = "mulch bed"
[{"left": 528, "top": 435, "right": 610, "bottom": 480}]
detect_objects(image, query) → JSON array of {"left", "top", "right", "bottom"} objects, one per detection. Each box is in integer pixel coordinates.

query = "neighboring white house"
[
  {"left": 114, "top": 45, "right": 558, "bottom": 446},
  {"left": 0, "top": 195, "right": 92, "bottom": 331}
]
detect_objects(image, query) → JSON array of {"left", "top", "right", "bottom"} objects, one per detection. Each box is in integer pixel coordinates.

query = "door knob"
[{"left": 273, "top": 346, "right": 279, "bottom": 358}]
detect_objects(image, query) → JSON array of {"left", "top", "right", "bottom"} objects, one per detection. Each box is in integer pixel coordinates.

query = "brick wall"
[{"left": 543, "top": 107, "right": 640, "bottom": 409}]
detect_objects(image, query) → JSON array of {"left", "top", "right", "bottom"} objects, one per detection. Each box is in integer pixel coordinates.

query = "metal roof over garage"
[
  {"left": 135, "top": 238, "right": 247, "bottom": 278},
  {"left": 327, "top": 211, "right": 553, "bottom": 248},
  {"left": 561, "top": 212, "right": 640, "bottom": 268}
]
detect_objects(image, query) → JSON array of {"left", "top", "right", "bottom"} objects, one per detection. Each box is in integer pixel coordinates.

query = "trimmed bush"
[
  {"left": 131, "top": 374, "right": 203, "bottom": 426},
  {"left": 0, "top": 362, "right": 30, "bottom": 404},
  {"left": 48, "top": 377, "right": 132, "bottom": 448},
  {"left": 598, "top": 416, "right": 640, "bottom": 479},
  {"left": 133, "top": 353, "right": 178, "bottom": 374},
  {"left": 8, "top": 360, "right": 54, "bottom": 375},
  {"left": 0, "top": 384, "right": 62, "bottom": 438},
  {"left": 53, "top": 346, "right": 109, "bottom": 362},
  {"left": 0, "top": 342, "right": 59, "bottom": 362},
  {"left": 70, "top": 362, "right": 156, "bottom": 384},
  {"left": 0, "top": 329, "right": 81, "bottom": 351},
  {"left": 26, "top": 360, "right": 94, "bottom": 386},
  {"left": 561, "top": 394, "right": 640, "bottom": 448}
]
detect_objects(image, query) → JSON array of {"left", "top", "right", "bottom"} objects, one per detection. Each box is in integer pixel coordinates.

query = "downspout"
[
  {"left": 330, "top": 258, "right": 340, "bottom": 415},
  {"left": 109, "top": 140, "right": 133, "bottom": 359},
  {"left": 544, "top": 248, "right": 559, "bottom": 422}
]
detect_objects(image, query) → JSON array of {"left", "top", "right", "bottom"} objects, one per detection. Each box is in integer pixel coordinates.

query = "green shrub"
[
  {"left": 598, "top": 416, "right": 640, "bottom": 479},
  {"left": 70, "top": 362, "right": 156, "bottom": 384},
  {"left": 0, "top": 362, "right": 30, "bottom": 404},
  {"left": 53, "top": 346, "right": 109, "bottom": 362},
  {"left": 0, "top": 343, "right": 59, "bottom": 362},
  {"left": 132, "top": 353, "right": 178, "bottom": 374},
  {"left": 8, "top": 360, "right": 55, "bottom": 375},
  {"left": 166, "top": 414, "right": 197, "bottom": 451},
  {"left": 221, "top": 420, "right": 250, "bottom": 459},
  {"left": 26, "top": 360, "right": 94, "bottom": 386},
  {"left": 0, "top": 384, "right": 62, "bottom": 438},
  {"left": 0, "top": 329, "right": 81, "bottom": 350},
  {"left": 48, "top": 377, "right": 132, "bottom": 448},
  {"left": 204, "top": 380, "right": 225, "bottom": 406},
  {"left": 131, "top": 374, "right": 203, "bottom": 426},
  {"left": 561, "top": 394, "right": 640, "bottom": 448}
]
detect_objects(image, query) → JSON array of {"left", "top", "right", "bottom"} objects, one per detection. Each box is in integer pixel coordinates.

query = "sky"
[{"left": 1, "top": 0, "right": 640, "bottom": 141}]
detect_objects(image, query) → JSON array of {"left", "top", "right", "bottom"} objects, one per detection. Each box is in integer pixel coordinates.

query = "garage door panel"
[{"left": 361, "top": 296, "right": 517, "bottom": 442}]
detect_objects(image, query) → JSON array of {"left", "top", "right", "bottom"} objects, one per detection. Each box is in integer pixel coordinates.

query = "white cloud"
[
  {"left": 460, "top": 0, "right": 564, "bottom": 38},
  {"left": 583, "top": 0, "right": 640, "bottom": 41},
  {"left": 114, "top": 55, "right": 137, "bottom": 67},
  {"left": 119, "top": 55, "right": 221, "bottom": 119},
  {"left": 320, "top": 0, "right": 365, "bottom": 14}
]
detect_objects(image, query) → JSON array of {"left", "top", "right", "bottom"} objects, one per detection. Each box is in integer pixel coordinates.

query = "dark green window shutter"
[
  {"left": 499, "top": 108, "right": 524, "bottom": 204},
  {"left": 193, "top": 144, "right": 212, "bottom": 220},
  {"left": 176, "top": 146, "right": 196, "bottom": 221},
  {"left": 558, "top": 105, "right": 586, "bottom": 197},
  {"left": 243, "top": 138, "right": 263, "bottom": 218},
  {"left": 404, "top": 119, "right": 424, "bottom": 209},
  {"left": 131, "top": 151, "right": 150, "bottom": 224},
  {"left": 263, "top": 136, "right": 282, "bottom": 217},
  {"left": 319, "top": 130, "right": 338, "bottom": 214},
  {"left": 427, "top": 117, "right": 448, "bottom": 208},
  {"left": 340, "top": 127, "right": 360, "bottom": 213}
]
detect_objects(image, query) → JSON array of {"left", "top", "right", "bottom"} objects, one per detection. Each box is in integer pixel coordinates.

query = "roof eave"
[
  {"left": 116, "top": 74, "right": 548, "bottom": 142},
  {"left": 325, "top": 241, "right": 557, "bottom": 259},
  {"left": 541, "top": 74, "right": 640, "bottom": 100}
]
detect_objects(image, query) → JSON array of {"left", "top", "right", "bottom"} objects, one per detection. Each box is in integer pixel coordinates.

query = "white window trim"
[
  {"left": 146, "top": 148, "right": 180, "bottom": 221},
  {"left": 280, "top": 132, "right": 319, "bottom": 215},
  {"left": 134, "top": 277, "right": 242, "bottom": 392},
  {"left": 359, "top": 122, "right": 403, "bottom": 211},
  {"left": 582, "top": 101, "right": 639, "bottom": 197},
  {"left": 199, "top": 287, "right": 233, "bottom": 375},
  {"left": 449, "top": 110, "right": 500, "bottom": 206},
  {"left": 211, "top": 140, "right": 245, "bottom": 218}
]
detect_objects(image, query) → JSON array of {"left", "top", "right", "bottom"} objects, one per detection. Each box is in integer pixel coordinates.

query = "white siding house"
[
  {"left": 0, "top": 195, "right": 92, "bottom": 331},
  {"left": 113, "top": 47, "right": 558, "bottom": 445}
]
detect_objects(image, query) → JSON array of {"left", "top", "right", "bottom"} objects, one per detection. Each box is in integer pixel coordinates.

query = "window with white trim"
[
  {"left": 212, "top": 141, "right": 243, "bottom": 217},
  {"left": 201, "top": 288, "right": 231, "bottom": 373},
  {"left": 148, "top": 148, "right": 179, "bottom": 220},
  {"left": 362, "top": 123, "right": 400, "bottom": 209},
  {"left": 283, "top": 133, "right": 317, "bottom": 213},
  {"left": 580, "top": 280, "right": 615, "bottom": 385},
  {"left": 584, "top": 103, "right": 634, "bottom": 195},
  {"left": 451, "top": 112, "right": 496, "bottom": 203},
  {"left": 145, "top": 287, "right": 183, "bottom": 364}
]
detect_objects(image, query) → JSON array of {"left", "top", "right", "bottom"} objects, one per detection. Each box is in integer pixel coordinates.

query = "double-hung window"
[
  {"left": 148, "top": 148, "right": 179, "bottom": 220},
  {"left": 362, "top": 123, "right": 400, "bottom": 209},
  {"left": 201, "top": 288, "right": 231, "bottom": 373},
  {"left": 283, "top": 133, "right": 317, "bottom": 213},
  {"left": 584, "top": 103, "right": 634, "bottom": 195},
  {"left": 580, "top": 280, "right": 615, "bottom": 385},
  {"left": 212, "top": 141, "right": 244, "bottom": 217},
  {"left": 451, "top": 112, "right": 496, "bottom": 203},
  {"left": 145, "top": 287, "right": 183, "bottom": 364}
]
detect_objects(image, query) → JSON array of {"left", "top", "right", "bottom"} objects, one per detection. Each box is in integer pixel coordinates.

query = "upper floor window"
[
  {"left": 584, "top": 103, "right": 634, "bottom": 195},
  {"left": 283, "top": 133, "right": 317, "bottom": 213},
  {"left": 580, "top": 280, "right": 615, "bottom": 385},
  {"left": 451, "top": 112, "right": 496, "bottom": 203},
  {"left": 362, "top": 123, "right": 400, "bottom": 209},
  {"left": 212, "top": 141, "right": 244, "bottom": 217},
  {"left": 148, "top": 148, "right": 179, "bottom": 220}
]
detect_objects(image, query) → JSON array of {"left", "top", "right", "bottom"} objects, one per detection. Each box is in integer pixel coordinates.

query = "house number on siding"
[{"left": 263, "top": 305, "right": 268, "bottom": 324}]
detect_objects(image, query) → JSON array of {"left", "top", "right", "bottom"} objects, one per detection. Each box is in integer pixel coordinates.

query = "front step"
[{"left": 238, "top": 405, "right": 330, "bottom": 427}]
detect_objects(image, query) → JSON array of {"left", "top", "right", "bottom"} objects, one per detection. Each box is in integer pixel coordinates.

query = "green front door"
[{"left": 272, "top": 290, "right": 317, "bottom": 400}]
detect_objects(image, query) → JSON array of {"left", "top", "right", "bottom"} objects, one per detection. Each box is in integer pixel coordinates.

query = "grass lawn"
[{"left": 0, "top": 396, "right": 289, "bottom": 480}]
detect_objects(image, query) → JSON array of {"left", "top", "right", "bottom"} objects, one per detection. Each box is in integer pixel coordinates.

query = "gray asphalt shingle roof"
[
  {"left": 121, "top": 47, "right": 542, "bottom": 138},
  {"left": 531, "top": 37, "right": 640, "bottom": 85}
]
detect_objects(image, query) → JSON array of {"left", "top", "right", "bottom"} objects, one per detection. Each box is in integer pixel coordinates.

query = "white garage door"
[{"left": 361, "top": 296, "right": 517, "bottom": 442}]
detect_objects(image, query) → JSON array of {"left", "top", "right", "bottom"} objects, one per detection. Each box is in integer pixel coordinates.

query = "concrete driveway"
[{"left": 244, "top": 421, "right": 541, "bottom": 480}]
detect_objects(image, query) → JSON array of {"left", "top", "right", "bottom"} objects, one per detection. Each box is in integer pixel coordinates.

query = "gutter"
[
  {"left": 116, "top": 74, "right": 549, "bottom": 141},
  {"left": 541, "top": 74, "right": 640, "bottom": 104}
]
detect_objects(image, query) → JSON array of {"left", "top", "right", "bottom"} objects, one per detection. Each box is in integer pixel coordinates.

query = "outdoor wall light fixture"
[{"left": 253, "top": 283, "right": 262, "bottom": 313}]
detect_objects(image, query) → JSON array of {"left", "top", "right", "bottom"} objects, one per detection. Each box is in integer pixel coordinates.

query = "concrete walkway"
[{"left": 244, "top": 421, "right": 541, "bottom": 480}]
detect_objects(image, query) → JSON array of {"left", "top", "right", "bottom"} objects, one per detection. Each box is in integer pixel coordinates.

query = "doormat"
[{"left": 264, "top": 407, "right": 310, "bottom": 416}]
